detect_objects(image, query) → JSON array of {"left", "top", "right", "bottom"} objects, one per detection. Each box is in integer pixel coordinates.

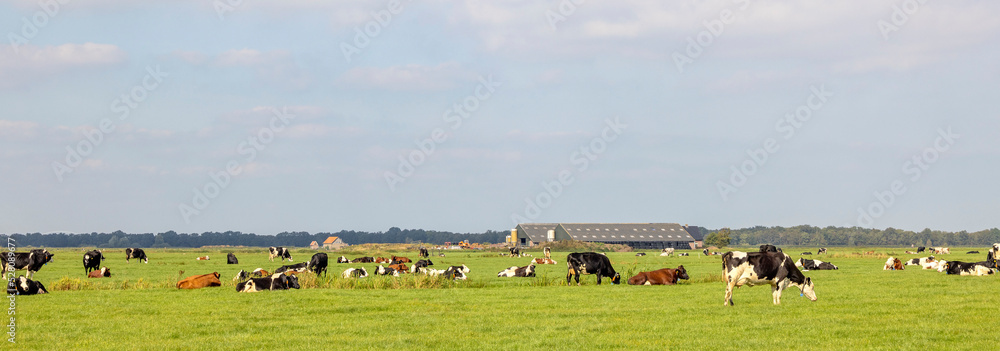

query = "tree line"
[
  {"left": 722, "top": 225, "right": 1000, "bottom": 247},
  {"left": 4, "top": 227, "right": 509, "bottom": 248}
]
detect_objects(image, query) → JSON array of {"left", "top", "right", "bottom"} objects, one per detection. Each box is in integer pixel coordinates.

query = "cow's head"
[
  {"left": 675, "top": 265, "right": 690, "bottom": 280},
  {"left": 800, "top": 277, "right": 817, "bottom": 301},
  {"left": 610, "top": 273, "right": 621, "bottom": 285},
  {"left": 100, "top": 267, "right": 111, "bottom": 277},
  {"left": 285, "top": 274, "right": 301, "bottom": 289}
]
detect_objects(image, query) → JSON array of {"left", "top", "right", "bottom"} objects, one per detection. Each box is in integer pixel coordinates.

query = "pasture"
[{"left": 9, "top": 246, "right": 999, "bottom": 350}]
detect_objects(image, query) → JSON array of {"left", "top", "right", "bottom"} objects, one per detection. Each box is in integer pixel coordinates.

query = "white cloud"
[
  {"left": 337, "top": 63, "right": 476, "bottom": 91},
  {"left": 0, "top": 43, "right": 126, "bottom": 88}
]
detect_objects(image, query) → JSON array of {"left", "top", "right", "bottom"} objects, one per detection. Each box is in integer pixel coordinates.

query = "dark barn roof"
[
  {"left": 515, "top": 223, "right": 558, "bottom": 243},
  {"left": 559, "top": 223, "right": 695, "bottom": 242}
]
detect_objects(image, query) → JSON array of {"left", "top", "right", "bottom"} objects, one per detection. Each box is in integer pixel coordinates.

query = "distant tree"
[{"left": 705, "top": 228, "right": 731, "bottom": 248}]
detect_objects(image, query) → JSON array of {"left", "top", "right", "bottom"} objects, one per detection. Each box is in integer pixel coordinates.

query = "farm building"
[
  {"left": 322, "top": 236, "right": 348, "bottom": 250},
  {"left": 309, "top": 241, "right": 319, "bottom": 249},
  {"left": 510, "top": 223, "right": 697, "bottom": 250}
]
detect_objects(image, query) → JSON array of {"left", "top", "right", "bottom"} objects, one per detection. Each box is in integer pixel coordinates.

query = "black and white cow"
[
  {"left": 374, "top": 265, "right": 400, "bottom": 277},
  {"left": 566, "top": 252, "right": 621, "bottom": 285},
  {"left": 509, "top": 247, "right": 521, "bottom": 257},
  {"left": 124, "top": 248, "right": 148, "bottom": 263},
  {"left": 800, "top": 252, "right": 812, "bottom": 255},
  {"left": 759, "top": 244, "right": 779, "bottom": 253},
  {"left": 236, "top": 273, "right": 301, "bottom": 292},
  {"left": 10, "top": 249, "right": 54, "bottom": 279},
  {"left": 917, "top": 246, "right": 926, "bottom": 253},
  {"left": 308, "top": 253, "right": 328, "bottom": 276},
  {"left": 227, "top": 252, "right": 239, "bottom": 265},
  {"left": 817, "top": 248, "right": 828, "bottom": 254},
  {"left": 336, "top": 256, "right": 349, "bottom": 264},
  {"left": 498, "top": 263, "right": 535, "bottom": 277},
  {"left": 636, "top": 252, "right": 646, "bottom": 257},
  {"left": 419, "top": 248, "right": 430, "bottom": 258},
  {"left": 274, "top": 262, "right": 309, "bottom": 274},
  {"left": 83, "top": 250, "right": 104, "bottom": 275},
  {"left": 723, "top": 251, "right": 817, "bottom": 306},
  {"left": 703, "top": 249, "right": 710, "bottom": 256},
  {"left": 678, "top": 253, "right": 690, "bottom": 256},
  {"left": 233, "top": 270, "right": 249, "bottom": 282},
  {"left": 342, "top": 267, "right": 368, "bottom": 278},
  {"left": 904, "top": 256, "right": 936, "bottom": 266},
  {"left": 795, "top": 258, "right": 838, "bottom": 270},
  {"left": 942, "top": 261, "right": 994, "bottom": 276},
  {"left": 7, "top": 276, "right": 48, "bottom": 295},
  {"left": 987, "top": 243, "right": 999, "bottom": 269},
  {"left": 268, "top": 247, "right": 292, "bottom": 262},
  {"left": 443, "top": 265, "right": 469, "bottom": 280}
]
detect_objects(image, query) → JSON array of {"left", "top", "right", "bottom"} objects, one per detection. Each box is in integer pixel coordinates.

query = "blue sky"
[{"left": 1, "top": 1, "right": 998, "bottom": 234}]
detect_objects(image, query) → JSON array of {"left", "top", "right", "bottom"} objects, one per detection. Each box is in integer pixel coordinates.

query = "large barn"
[{"left": 509, "top": 223, "right": 698, "bottom": 250}]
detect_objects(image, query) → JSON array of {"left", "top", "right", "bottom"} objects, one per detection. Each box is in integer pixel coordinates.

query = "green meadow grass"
[{"left": 8, "top": 247, "right": 999, "bottom": 350}]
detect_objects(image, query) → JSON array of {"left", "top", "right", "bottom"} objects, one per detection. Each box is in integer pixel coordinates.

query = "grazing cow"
[
  {"left": 87, "top": 267, "right": 111, "bottom": 278},
  {"left": 195, "top": 256, "right": 210, "bottom": 261},
  {"left": 905, "top": 256, "right": 935, "bottom": 266},
  {"left": 83, "top": 250, "right": 104, "bottom": 274},
  {"left": 236, "top": 273, "right": 301, "bottom": 292},
  {"left": 352, "top": 257, "right": 375, "bottom": 263},
  {"left": 227, "top": 253, "right": 238, "bottom": 264},
  {"left": 7, "top": 276, "right": 49, "bottom": 295},
  {"left": 628, "top": 266, "right": 689, "bottom": 286},
  {"left": 636, "top": 253, "right": 646, "bottom": 257},
  {"left": 233, "top": 270, "right": 249, "bottom": 281},
  {"left": 931, "top": 247, "right": 950, "bottom": 255},
  {"left": 390, "top": 256, "right": 410, "bottom": 264},
  {"left": 678, "top": 253, "right": 689, "bottom": 256},
  {"left": 661, "top": 248, "right": 675, "bottom": 256},
  {"left": 916, "top": 246, "right": 926, "bottom": 253},
  {"left": 801, "top": 252, "right": 812, "bottom": 255},
  {"left": 544, "top": 247, "right": 552, "bottom": 260},
  {"left": 883, "top": 257, "right": 904, "bottom": 270},
  {"left": 251, "top": 268, "right": 270, "bottom": 277},
  {"left": 533, "top": 258, "right": 557, "bottom": 265},
  {"left": 342, "top": 267, "right": 369, "bottom": 279},
  {"left": 125, "top": 248, "right": 148, "bottom": 263},
  {"left": 269, "top": 247, "right": 292, "bottom": 262},
  {"left": 703, "top": 249, "right": 710, "bottom": 256},
  {"left": 759, "top": 245, "right": 779, "bottom": 253},
  {"left": 337, "top": 256, "right": 349, "bottom": 264},
  {"left": 275, "top": 262, "right": 309, "bottom": 274},
  {"left": 375, "top": 265, "right": 400, "bottom": 276},
  {"left": 389, "top": 263, "right": 409, "bottom": 273},
  {"left": 795, "top": 258, "right": 838, "bottom": 270},
  {"left": 817, "top": 248, "right": 828, "bottom": 254},
  {"left": 723, "top": 251, "right": 817, "bottom": 306},
  {"left": 498, "top": 263, "right": 535, "bottom": 277},
  {"left": 176, "top": 272, "right": 222, "bottom": 289},
  {"left": 375, "top": 257, "right": 391, "bottom": 264},
  {"left": 943, "top": 261, "right": 994, "bottom": 276},
  {"left": 509, "top": 247, "right": 521, "bottom": 257},
  {"left": 308, "top": 253, "right": 329, "bottom": 276},
  {"left": 10, "top": 249, "right": 54, "bottom": 279},
  {"left": 566, "top": 252, "right": 621, "bottom": 285},
  {"left": 419, "top": 248, "right": 430, "bottom": 258}
]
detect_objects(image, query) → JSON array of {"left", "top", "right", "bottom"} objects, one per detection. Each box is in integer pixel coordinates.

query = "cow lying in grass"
[
  {"left": 884, "top": 257, "right": 904, "bottom": 270},
  {"left": 7, "top": 276, "right": 48, "bottom": 295},
  {"left": 236, "top": 273, "right": 301, "bottom": 292},
  {"left": 498, "top": 263, "right": 535, "bottom": 277},
  {"left": 375, "top": 265, "right": 400, "bottom": 276},
  {"left": 176, "top": 272, "right": 222, "bottom": 289},
  {"left": 343, "top": 267, "right": 369, "bottom": 278},
  {"left": 628, "top": 266, "right": 689, "bottom": 285},
  {"left": 795, "top": 258, "right": 838, "bottom": 270},
  {"left": 87, "top": 267, "right": 111, "bottom": 278},
  {"left": 942, "top": 261, "right": 994, "bottom": 276}
]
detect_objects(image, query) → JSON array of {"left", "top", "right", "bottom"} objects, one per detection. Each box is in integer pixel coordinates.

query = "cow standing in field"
[
  {"left": 83, "top": 250, "right": 104, "bottom": 275},
  {"left": 566, "top": 252, "right": 621, "bottom": 285},
  {"left": 176, "top": 272, "right": 222, "bottom": 289},
  {"left": 227, "top": 253, "right": 238, "bottom": 264},
  {"left": 544, "top": 247, "right": 552, "bottom": 260},
  {"left": 10, "top": 249, "right": 54, "bottom": 279},
  {"left": 87, "top": 267, "right": 111, "bottom": 278},
  {"left": 661, "top": 248, "right": 675, "bottom": 256},
  {"left": 125, "top": 248, "right": 148, "bottom": 263},
  {"left": 723, "top": 251, "right": 816, "bottom": 306},
  {"left": 498, "top": 263, "right": 535, "bottom": 277},
  {"left": 509, "top": 247, "right": 521, "bottom": 257},
  {"left": 917, "top": 246, "right": 926, "bottom": 253},
  {"left": 817, "top": 248, "right": 828, "bottom": 254},
  {"left": 7, "top": 276, "right": 48, "bottom": 295},
  {"left": 759, "top": 245, "right": 778, "bottom": 253},
  {"left": 308, "top": 253, "right": 329, "bottom": 276},
  {"left": 419, "top": 248, "right": 430, "bottom": 258},
  {"left": 269, "top": 247, "right": 292, "bottom": 262},
  {"left": 628, "top": 266, "right": 689, "bottom": 285},
  {"left": 986, "top": 243, "right": 999, "bottom": 269}
]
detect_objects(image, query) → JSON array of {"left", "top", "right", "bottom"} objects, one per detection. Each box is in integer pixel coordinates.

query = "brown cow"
[
  {"left": 196, "top": 256, "right": 210, "bottom": 260},
  {"left": 627, "top": 265, "right": 690, "bottom": 285},
  {"left": 388, "top": 263, "right": 408, "bottom": 272},
  {"left": 391, "top": 255, "right": 411, "bottom": 263},
  {"left": 375, "top": 257, "right": 391, "bottom": 264},
  {"left": 87, "top": 267, "right": 111, "bottom": 278},
  {"left": 533, "top": 258, "right": 557, "bottom": 264},
  {"left": 883, "top": 257, "right": 904, "bottom": 270},
  {"left": 251, "top": 268, "right": 271, "bottom": 277},
  {"left": 177, "top": 272, "right": 222, "bottom": 289}
]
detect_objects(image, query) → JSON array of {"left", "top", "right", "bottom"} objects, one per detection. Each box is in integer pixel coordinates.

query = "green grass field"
[{"left": 8, "top": 246, "right": 999, "bottom": 350}]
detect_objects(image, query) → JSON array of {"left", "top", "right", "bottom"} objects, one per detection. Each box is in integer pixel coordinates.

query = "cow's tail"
[{"left": 721, "top": 251, "right": 733, "bottom": 283}]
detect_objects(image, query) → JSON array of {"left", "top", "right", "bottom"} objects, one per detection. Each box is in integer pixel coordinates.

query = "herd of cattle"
[{"left": 7, "top": 244, "right": 1000, "bottom": 304}]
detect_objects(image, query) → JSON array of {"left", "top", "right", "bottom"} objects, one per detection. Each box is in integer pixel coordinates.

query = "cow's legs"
[{"left": 723, "top": 276, "right": 736, "bottom": 306}]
